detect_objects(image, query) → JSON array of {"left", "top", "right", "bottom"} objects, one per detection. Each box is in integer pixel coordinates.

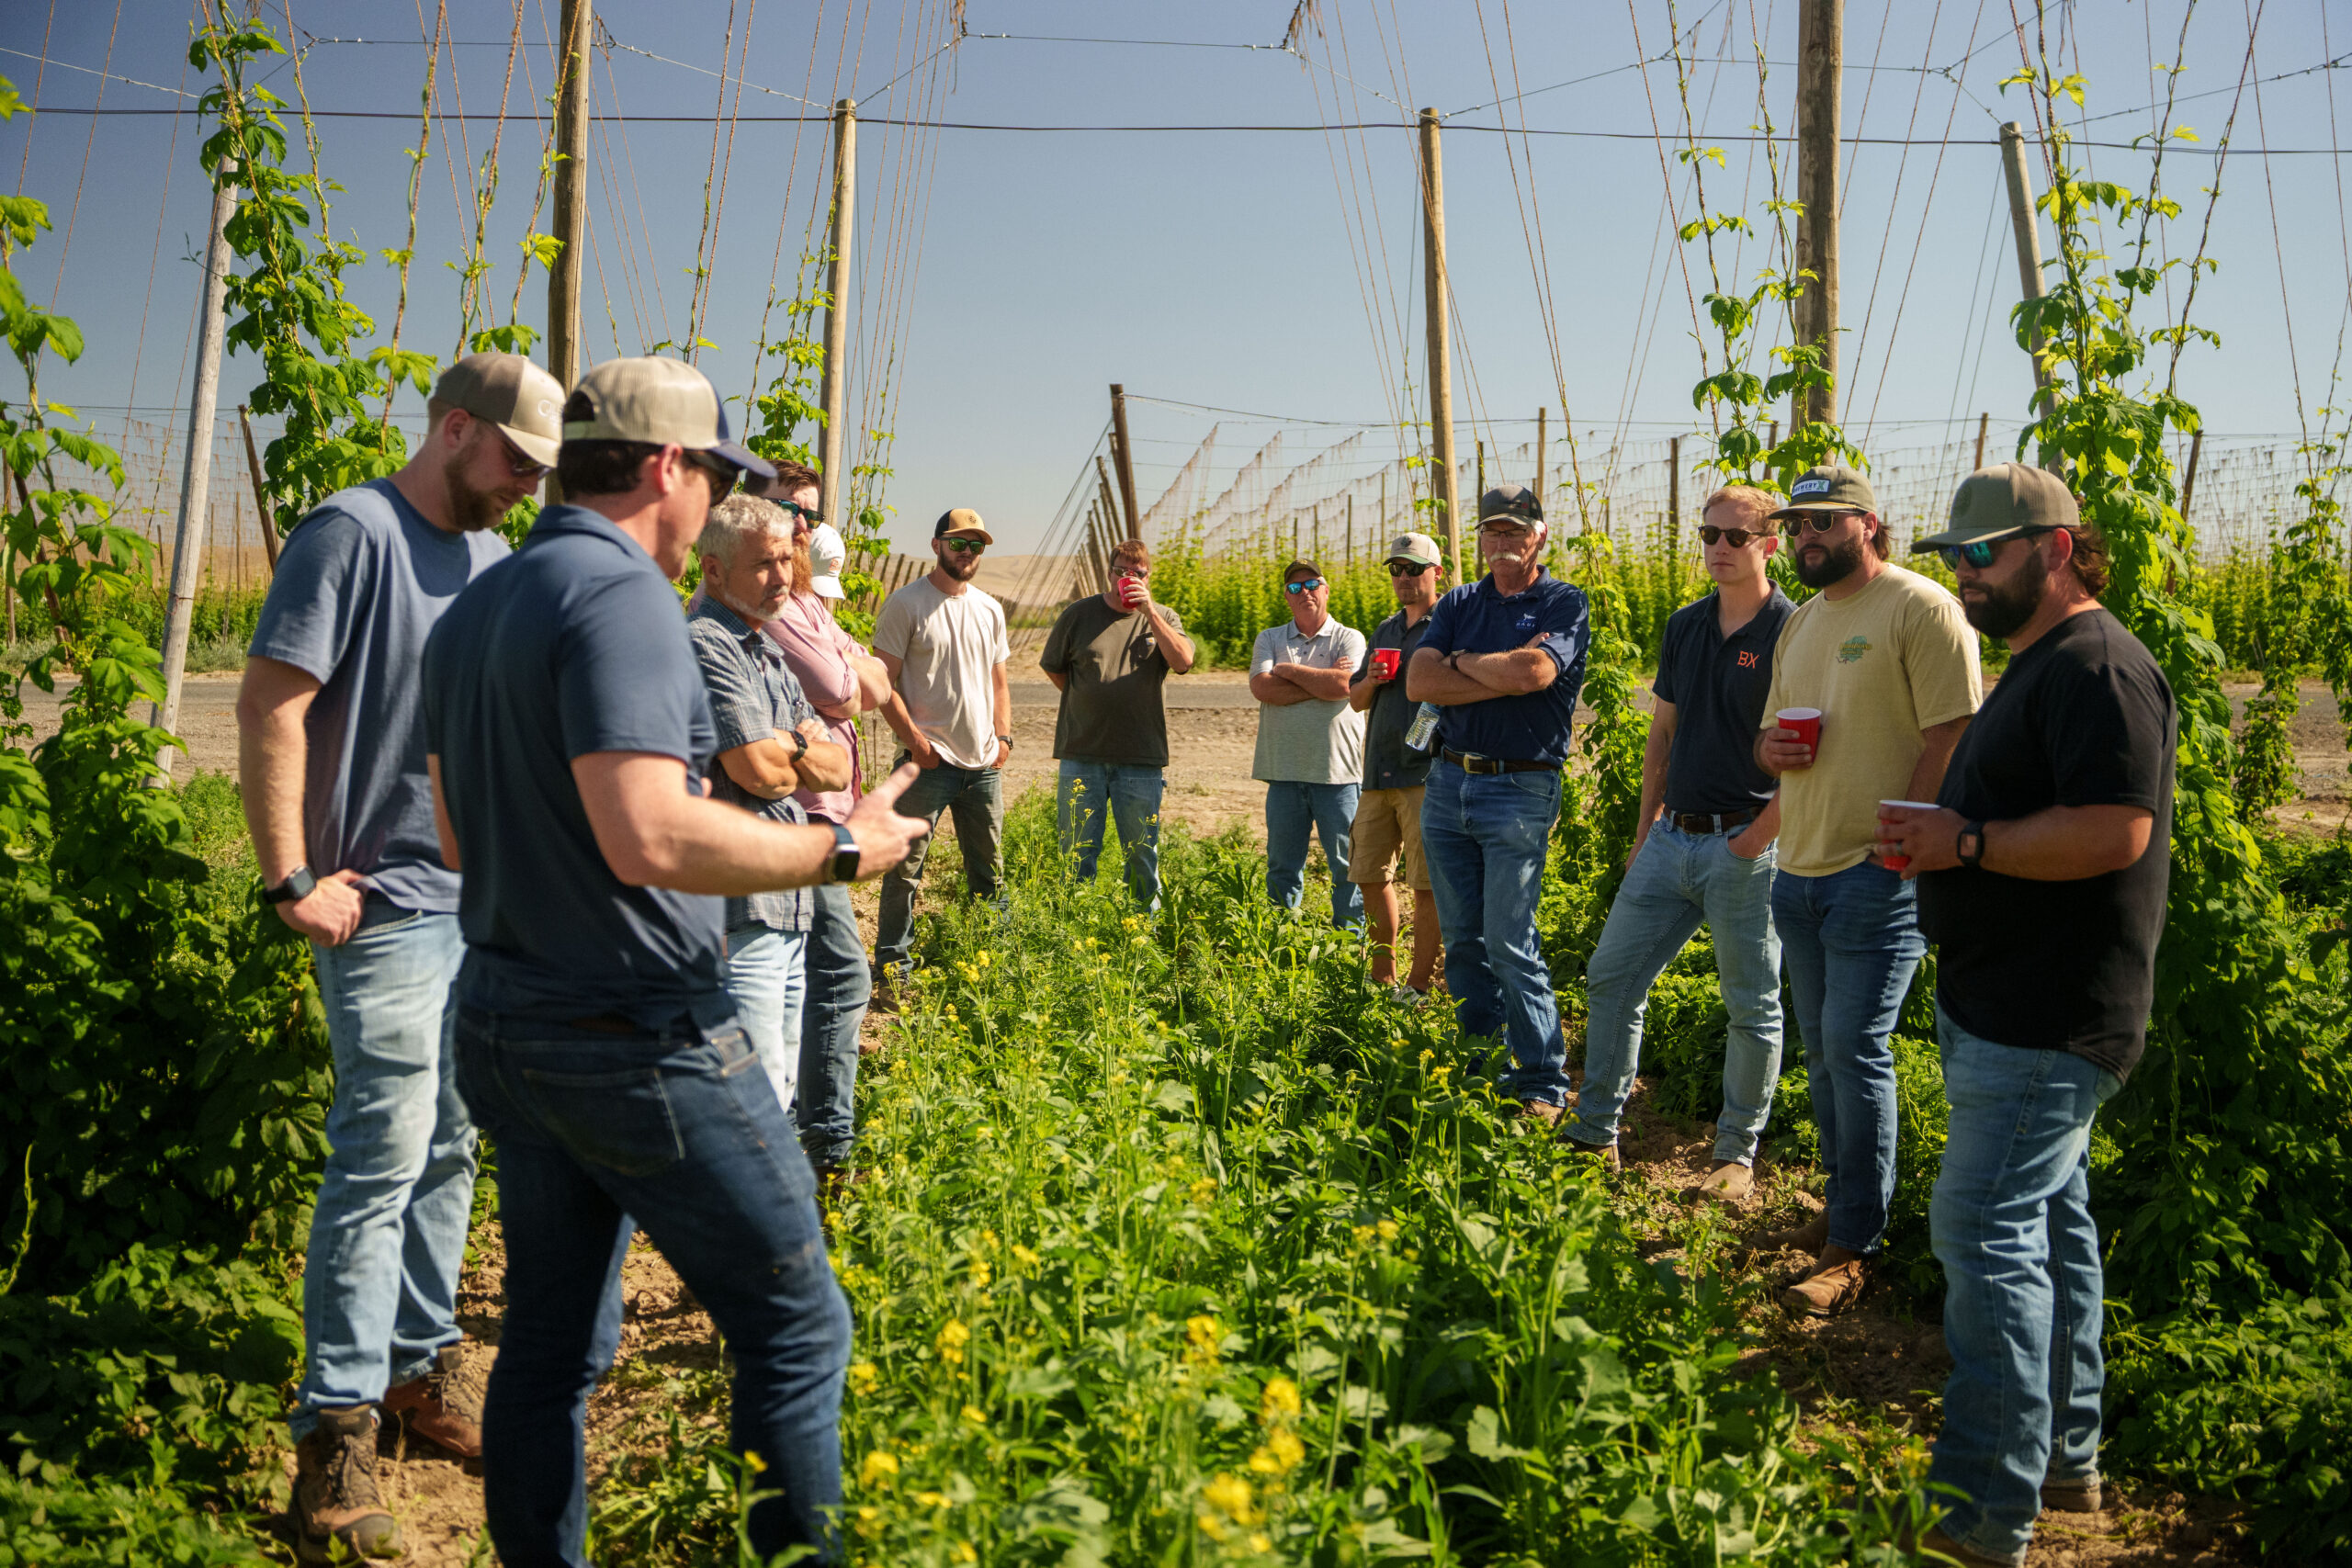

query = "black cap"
[{"left": 1478, "top": 483, "right": 1544, "bottom": 525}]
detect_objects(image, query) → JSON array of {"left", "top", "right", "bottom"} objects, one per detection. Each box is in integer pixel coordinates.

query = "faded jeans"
[
  {"left": 1928, "top": 1004, "right": 2120, "bottom": 1567},
  {"left": 1771, "top": 859, "right": 1927, "bottom": 1255},
  {"left": 1421, "top": 760, "right": 1569, "bottom": 1106},
  {"left": 291, "top": 899, "right": 476, "bottom": 1438},
  {"left": 1571, "top": 821, "right": 1783, "bottom": 1164},
  {"left": 1057, "top": 760, "right": 1167, "bottom": 908},
  {"left": 797, "top": 881, "right": 870, "bottom": 1171},
  {"left": 876, "top": 761, "right": 1005, "bottom": 978},
  {"left": 1264, "top": 779, "right": 1363, "bottom": 927},
  {"left": 456, "top": 1008, "right": 850, "bottom": 1567},
  {"left": 724, "top": 923, "right": 808, "bottom": 1112}
]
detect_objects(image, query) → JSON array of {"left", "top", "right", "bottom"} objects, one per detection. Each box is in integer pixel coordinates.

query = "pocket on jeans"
[{"left": 517, "top": 1063, "right": 686, "bottom": 1177}]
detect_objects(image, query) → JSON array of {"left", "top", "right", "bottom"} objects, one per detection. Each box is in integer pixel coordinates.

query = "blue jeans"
[
  {"left": 797, "top": 880, "right": 870, "bottom": 1171},
  {"left": 1264, "top": 780, "right": 1363, "bottom": 927},
  {"left": 1421, "top": 761, "right": 1568, "bottom": 1106},
  {"left": 876, "top": 761, "right": 1005, "bottom": 976},
  {"left": 1928, "top": 1005, "right": 2120, "bottom": 1567},
  {"left": 291, "top": 900, "right": 475, "bottom": 1438},
  {"left": 455, "top": 1009, "right": 851, "bottom": 1568},
  {"left": 1771, "top": 860, "right": 1927, "bottom": 1254},
  {"left": 725, "top": 924, "right": 808, "bottom": 1111},
  {"left": 1057, "top": 759, "right": 1167, "bottom": 908},
  {"left": 1572, "top": 822, "right": 1783, "bottom": 1163}
]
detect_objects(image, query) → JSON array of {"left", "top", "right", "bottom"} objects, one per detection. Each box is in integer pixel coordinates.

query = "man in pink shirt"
[{"left": 756, "top": 460, "right": 892, "bottom": 1181}]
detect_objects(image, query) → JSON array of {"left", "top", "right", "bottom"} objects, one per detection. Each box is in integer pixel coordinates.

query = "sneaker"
[
  {"left": 2041, "top": 1475, "right": 2103, "bottom": 1514},
  {"left": 1389, "top": 983, "right": 1430, "bottom": 1010},
  {"left": 1514, "top": 1100, "right": 1564, "bottom": 1128},
  {"left": 293, "top": 1406, "right": 401, "bottom": 1562},
  {"left": 1778, "top": 1255, "right": 1869, "bottom": 1318},
  {"left": 1562, "top": 1135, "right": 1622, "bottom": 1172},
  {"left": 380, "top": 1346, "right": 481, "bottom": 1460},
  {"left": 1685, "top": 1161, "right": 1755, "bottom": 1206}
]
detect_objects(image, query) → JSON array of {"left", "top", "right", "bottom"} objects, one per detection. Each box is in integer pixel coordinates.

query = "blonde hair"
[
  {"left": 1701, "top": 485, "right": 1779, "bottom": 528},
  {"left": 696, "top": 494, "right": 794, "bottom": 565}
]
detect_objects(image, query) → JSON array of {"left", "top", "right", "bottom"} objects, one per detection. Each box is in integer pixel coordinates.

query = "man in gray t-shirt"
[
  {"left": 239, "top": 352, "right": 561, "bottom": 1562},
  {"left": 1248, "top": 559, "right": 1368, "bottom": 927}
]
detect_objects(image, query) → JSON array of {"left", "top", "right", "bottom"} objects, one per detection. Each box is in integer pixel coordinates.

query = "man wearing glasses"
[
  {"left": 871, "top": 509, "right": 1014, "bottom": 998},
  {"left": 1570, "top": 486, "right": 1790, "bottom": 1199},
  {"left": 1041, "top": 536, "right": 1196, "bottom": 908},
  {"left": 1752, "top": 464, "right": 1981, "bottom": 1318},
  {"left": 239, "top": 351, "right": 560, "bottom": 1562},
  {"left": 1407, "top": 484, "right": 1590, "bottom": 1124},
  {"left": 1250, "top": 559, "right": 1370, "bottom": 926},
  {"left": 1346, "top": 532, "right": 1449, "bottom": 1001},
  {"left": 1881, "top": 467, "right": 2172, "bottom": 1568}
]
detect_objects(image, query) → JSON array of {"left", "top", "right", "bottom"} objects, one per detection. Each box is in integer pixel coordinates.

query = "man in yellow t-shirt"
[{"left": 1750, "top": 464, "right": 1982, "bottom": 1318}]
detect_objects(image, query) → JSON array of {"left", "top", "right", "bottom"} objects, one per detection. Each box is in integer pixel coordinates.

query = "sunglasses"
[
  {"left": 1386, "top": 560, "right": 1432, "bottom": 576},
  {"left": 494, "top": 431, "right": 551, "bottom": 479},
  {"left": 1283, "top": 578, "right": 1327, "bottom": 594},
  {"left": 942, "top": 537, "right": 987, "bottom": 554},
  {"left": 682, "top": 452, "right": 738, "bottom": 503},
  {"left": 1698, "top": 525, "right": 1764, "bottom": 548},
  {"left": 1781, "top": 512, "right": 1861, "bottom": 537},
  {"left": 778, "top": 499, "right": 822, "bottom": 525},
  {"left": 1939, "top": 527, "right": 2053, "bottom": 570}
]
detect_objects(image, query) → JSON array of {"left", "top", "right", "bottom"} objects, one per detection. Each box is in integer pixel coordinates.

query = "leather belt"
[
  {"left": 1667, "top": 807, "right": 1760, "bottom": 835},
  {"left": 1441, "top": 747, "right": 1563, "bottom": 776}
]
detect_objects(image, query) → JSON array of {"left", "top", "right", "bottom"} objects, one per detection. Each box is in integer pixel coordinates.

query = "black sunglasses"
[
  {"left": 778, "top": 499, "right": 822, "bottom": 525},
  {"left": 942, "top": 537, "right": 987, "bottom": 555},
  {"left": 495, "top": 431, "right": 551, "bottom": 479},
  {"left": 682, "top": 452, "right": 738, "bottom": 503},
  {"left": 1386, "top": 560, "right": 1433, "bottom": 576},
  {"left": 1781, "top": 512, "right": 1862, "bottom": 537},
  {"left": 1698, "top": 525, "right": 1765, "bottom": 548},
  {"left": 1939, "top": 528, "right": 2054, "bottom": 570}
]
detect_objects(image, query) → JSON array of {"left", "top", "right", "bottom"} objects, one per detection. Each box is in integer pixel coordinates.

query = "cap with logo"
[
  {"left": 434, "top": 352, "right": 566, "bottom": 467},
  {"left": 1767, "top": 464, "right": 1877, "bottom": 518},
  {"left": 1911, "top": 463, "right": 2080, "bottom": 552},
  {"left": 1477, "top": 483, "right": 1544, "bottom": 526},
  {"left": 1385, "top": 532, "right": 1442, "bottom": 568},
  {"left": 560, "top": 357, "right": 777, "bottom": 479},
  {"left": 808, "top": 522, "right": 848, "bottom": 600},
  {"left": 933, "top": 508, "right": 993, "bottom": 545}
]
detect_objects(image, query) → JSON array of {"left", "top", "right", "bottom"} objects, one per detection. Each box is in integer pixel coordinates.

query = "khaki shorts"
[{"left": 1351, "top": 785, "right": 1431, "bottom": 891}]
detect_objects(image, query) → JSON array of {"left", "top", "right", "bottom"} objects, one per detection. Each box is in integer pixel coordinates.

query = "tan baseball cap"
[
  {"left": 434, "top": 352, "right": 566, "bottom": 467},
  {"left": 933, "top": 508, "right": 993, "bottom": 544},
  {"left": 1912, "top": 463, "right": 2080, "bottom": 551},
  {"left": 562, "top": 357, "right": 776, "bottom": 479},
  {"left": 1385, "top": 532, "right": 1443, "bottom": 568}
]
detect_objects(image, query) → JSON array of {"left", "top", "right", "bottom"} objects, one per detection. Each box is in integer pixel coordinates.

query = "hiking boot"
[
  {"left": 2041, "top": 1475, "right": 2103, "bottom": 1514},
  {"left": 868, "top": 976, "right": 904, "bottom": 1015},
  {"left": 1778, "top": 1255, "right": 1869, "bottom": 1318},
  {"left": 1686, "top": 1160, "right": 1755, "bottom": 1206},
  {"left": 1744, "top": 1210, "right": 1830, "bottom": 1257},
  {"left": 381, "top": 1346, "right": 481, "bottom": 1461},
  {"left": 1515, "top": 1099, "right": 1564, "bottom": 1128},
  {"left": 294, "top": 1406, "right": 401, "bottom": 1562},
  {"left": 1914, "top": 1526, "right": 2019, "bottom": 1567},
  {"left": 1562, "top": 1135, "right": 1622, "bottom": 1172}
]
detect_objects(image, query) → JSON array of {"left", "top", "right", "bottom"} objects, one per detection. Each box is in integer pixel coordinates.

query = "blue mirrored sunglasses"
[
  {"left": 1283, "top": 578, "right": 1327, "bottom": 594},
  {"left": 1939, "top": 527, "right": 2052, "bottom": 570}
]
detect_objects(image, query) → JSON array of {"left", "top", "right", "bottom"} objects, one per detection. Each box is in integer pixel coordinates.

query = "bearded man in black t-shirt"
[{"left": 1874, "top": 465, "right": 2176, "bottom": 1568}]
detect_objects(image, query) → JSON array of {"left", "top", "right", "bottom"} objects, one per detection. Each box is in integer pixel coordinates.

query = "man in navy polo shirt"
[
  {"left": 1406, "top": 484, "right": 1590, "bottom": 1122},
  {"left": 1568, "top": 485, "right": 1792, "bottom": 1197},
  {"left": 422, "top": 357, "right": 929, "bottom": 1568}
]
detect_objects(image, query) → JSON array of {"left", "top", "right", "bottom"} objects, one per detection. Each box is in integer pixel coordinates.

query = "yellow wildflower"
[
  {"left": 1260, "top": 1377, "right": 1302, "bottom": 1422},
  {"left": 1351, "top": 1224, "right": 1376, "bottom": 1247},
  {"left": 1250, "top": 1532, "right": 1273, "bottom": 1552},
  {"left": 978, "top": 1228, "right": 999, "bottom": 1250},
  {"left": 1190, "top": 1176, "right": 1218, "bottom": 1205},
  {"left": 977, "top": 949, "right": 991, "bottom": 968},
  {"left": 971, "top": 1258, "right": 993, "bottom": 1289},
  {"left": 915, "top": 1490, "right": 950, "bottom": 1508},
  {"left": 962, "top": 1404, "right": 988, "bottom": 1425},
  {"left": 937, "top": 1319, "right": 970, "bottom": 1364},
  {"left": 952, "top": 1545, "right": 978, "bottom": 1564},
  {"left": 846, "top": 1361, "right": 878, "bottom": 1397},
  {"left": 1375, "top": 1218, "right": 1400, "bottom": 1242},
  {"left": 858, "top": 1450, "right": 899, "bottom": 1487},
  {"left": 1246, "top": 1427, "right": 1306, "bottom": 1476},
  {"left": 1202, "top": 1473, "right": 1258, "bottom": 1523},
  {"left": 1011, "top": 1243, "right": 1041, "bottom": 1267},
  {"left": 1184, "top": 1314, "right": 1221, "bottom": 1365}
]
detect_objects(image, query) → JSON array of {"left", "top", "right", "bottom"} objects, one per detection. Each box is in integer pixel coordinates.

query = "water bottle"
[{"left": 1404, "top": 701, "right": 1442, "bottom": 754}]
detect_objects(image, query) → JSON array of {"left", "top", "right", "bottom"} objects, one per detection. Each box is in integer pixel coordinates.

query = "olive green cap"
[
  {"left": 1911, "top": 463, "right": 2079, "bottom": 552},
  {"left": 1766, "top": 464, "right": 1876, "bottom": 518}
]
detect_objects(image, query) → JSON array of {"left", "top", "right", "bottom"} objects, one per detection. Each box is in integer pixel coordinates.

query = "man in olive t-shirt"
[{"left": 1040, "top": 537, "right": 1195, "bottom": 907}]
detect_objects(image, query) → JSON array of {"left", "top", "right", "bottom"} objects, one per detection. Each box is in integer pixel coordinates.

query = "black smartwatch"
[
  {"left": 825, "top": 821, "right": 860, "bottom": 884},
  {"left": 786, "top": 728, "right": 809, "bottom": 761},
  {"left": 1957, "top": 819, "right": 1988, "bottom": 871},
  {"left": 263, "top": 865, "right": 318, "bottom": 905}
]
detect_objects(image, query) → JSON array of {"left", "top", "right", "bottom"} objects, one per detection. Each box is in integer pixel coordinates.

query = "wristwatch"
[
  {"left": 1957, "top": 819, "right": 1987, "bottom": 870},
  {"left": 825, "top": 821, "right": 860, "bottom": 884},
  {"left": 263, "top": 865, "right": 317, "bottom": 905},
  {"left": 996, "top": 734, "right": 1015, "bottom": 751},
  {"left": 786, "top": 728, "right": 809, "bottom": 761}
]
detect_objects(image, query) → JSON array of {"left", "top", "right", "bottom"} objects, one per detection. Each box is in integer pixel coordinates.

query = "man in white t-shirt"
[
  {"left": 871, "top": 508, "right": 1013, "bottom": 994},
  {"left": 1249, "top": 559, "right": 1368, "bottom": 927}
]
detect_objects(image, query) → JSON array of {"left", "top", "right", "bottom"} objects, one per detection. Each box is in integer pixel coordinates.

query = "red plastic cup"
[
  {"left": 1775, "top": 706, "right": 1823, "bottom": 754},
  {"left": 1115, "top": 576, "right": 1143, "bottom": 610},
  {"left": 1877, "top": 798, "right": 1940, "bottom": 872},
  {"left": 1372, "top": 648, "right": 1402, "bottom": 680}
]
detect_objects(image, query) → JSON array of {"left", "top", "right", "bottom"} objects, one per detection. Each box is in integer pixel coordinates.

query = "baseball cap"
[
  {"left": 808, "top": 522, "right": 848, "bottom": 599},
  {"left": 933, "top": 507, "right": 993, "bottom": 544},
  {"left": 1283, "top": 558, "right": 1325, "bottom": 582},
  {"left": 1768, "top": 464, "right": 1876, "bottom": 518},
  {"left": 1912, "top": 463, "right": 2080, "bottom": 552},
  {"left": 1477, "top": 483, "right": 1544, "bottom": 526},
  {"left": 434, "top": 352, "right": 566, "bottom": 467},
  {"left": 1385, "top": 532, "right": 1443, "bottom": 568},
  {"left": 561, "top": 357, "right": 777, "bottom": 480}
]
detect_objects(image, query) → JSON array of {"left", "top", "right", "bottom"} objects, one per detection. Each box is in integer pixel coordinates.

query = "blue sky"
[{"left": 3, "top": 1, "right": 2348, "bottom": 553}]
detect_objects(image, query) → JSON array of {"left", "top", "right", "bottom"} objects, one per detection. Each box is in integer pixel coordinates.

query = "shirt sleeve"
[
  {"left": 1532, "top": 586, "right": 1590, "bottom": 677},
  {"left": 778, "top": 663, "right": 820, "bottom": 735},
  {"left": 557, "top": 572, "right": 712, "bottom": 763},
  {"left": 1333, "top": 625, "right": 1370, "bottom": 671},
  {"left": 1039, "top": 604, "right": 1079, "bottom": 675},
  {"left": 990, "top": 599, "right": 1012, "bottom": 666},
  {"left": 247, "top": 505, "right": 372, "bottom": 682},
  {"left": 1419, "top": 591, "right": 1458, "bottom": 659},
  {"left": 1652, "top": 611, "right": 1684, "bottom": 705},
  {"left": 1763, "top": 609, "right": 1795, "bottom": 720},
  {"left": 767, "top": 607, "right": 858, "bottom": 709},
  {"left": 871, "top": 590, "right": 913, "bottom": 661},
  {"left": 2047, "top": 648, "right": 2173, "bottom": 811},
  {"left": 1250, "top": 627, "right": 1281, "bottom": 676},
  {"left": 1904, "top": 590, "right": 1985, "bottom": 729},
  {"left": 690, "top": 623, "right": 777, "bottom": 754}
]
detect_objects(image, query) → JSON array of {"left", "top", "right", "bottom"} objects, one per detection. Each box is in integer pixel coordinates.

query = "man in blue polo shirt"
[
  {"left": 1568, "top": 485, "right": 1792, "bottom": 1197},
  {"left": 1407, "top": 484, "right": 1591, "bottom": 1122},
  {"left": 422, "top": 356, "right": 930, "bottom": 1568}
]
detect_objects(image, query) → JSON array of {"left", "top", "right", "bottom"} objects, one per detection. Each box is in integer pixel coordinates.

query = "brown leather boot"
[
  {"left": 1744, "top": 1209, "right": 1830, "bottom": 1257},
  {"left": 1515, "top": 1100, "right": 1564, "bottom": 1128},
  {"left": 1779, "top": 1252, "right": 1870, "bottom": 1318},
  {"left": 2041, "top": 1475, "right": 2103, "bottom": 1513},
  {"left": 294, "top": 1406, "right": 401, "bottom": 1562},
  {"left": 381, "top": 1345, "right": 482, "bottom": 1461},
  {"left": 1686, "top": 1161, "right": 1755, "bottom": 1205},
  {"left": 1915, "top": 1526, "right": 2019, "bottom": 1567}
]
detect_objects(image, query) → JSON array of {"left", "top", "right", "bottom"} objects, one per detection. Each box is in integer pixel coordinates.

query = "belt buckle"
[{"left": 1469, "top": 753, "right": 1501, "bottom": 775}]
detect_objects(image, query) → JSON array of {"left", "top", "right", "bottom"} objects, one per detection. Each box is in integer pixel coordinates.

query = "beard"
[
  {"left": 444, "top": 444, "right": 514, "bottom": 533},
  {"left": 1962, "top": 548, "right": 2048, "bottom": 638},
  {"left": 791, "top": 537, "right": 815, "bottom": 597},
  {"left": 940, "top": 547, "right": 982, "bottom": 581},
  {"left": 1793, "top": 532, "right": 1867, "bottom": 589}
]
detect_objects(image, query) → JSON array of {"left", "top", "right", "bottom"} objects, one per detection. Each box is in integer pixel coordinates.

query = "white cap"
[{"left": 809, "top": 523, "right": 847, "bottom": 600}]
